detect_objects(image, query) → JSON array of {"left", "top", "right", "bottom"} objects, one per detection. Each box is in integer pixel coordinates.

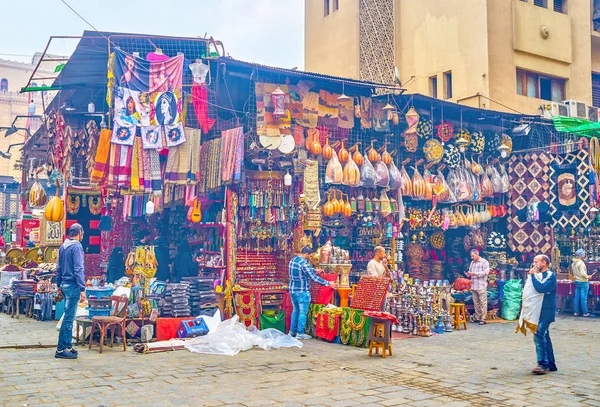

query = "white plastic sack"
[{"left": 183, "top": 315, "right": 303, "bottom": 356}]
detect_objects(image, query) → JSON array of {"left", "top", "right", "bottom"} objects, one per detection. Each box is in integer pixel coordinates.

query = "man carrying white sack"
[{"left": 516, "top": 254, "right": 557, "bottom": 375}]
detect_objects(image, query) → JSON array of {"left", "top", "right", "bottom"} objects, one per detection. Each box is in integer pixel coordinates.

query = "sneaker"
[
  {"left": 55, "top": 349, "right": 77, "bottom": 359},
  {"left": 296, "top": 334, "right": 312, "bottom": 340},
  {"left": 66, "top": 348, "right": 78, "bottom": 355},
  {"left": 531, "top": 365, "right": 548, "bottom": 375},
  {"left": 288, "top": 332, "right": 297, "bottom": 338},
  {"left": 583, "top": 314, "right": 596, "bottom": 318}
]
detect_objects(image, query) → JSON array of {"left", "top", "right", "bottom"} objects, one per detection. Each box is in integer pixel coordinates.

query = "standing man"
[
  {"left": 530, "top": 254, "right": 558, "bottom": 375},
  {"left": 466, "top": 249, "right": 490, "bottom": 325},
  {"left": 367, "top": 246, "right": 389, "bottom": 277},
  {"left": 55, "top": 224, "right": 86, "bottom": 359},
  {"left": 288, "top": 246, "right": 337, "bottom": 340},
  {"left": 571, "top": 249, "right": 596, "bottom": 317}
]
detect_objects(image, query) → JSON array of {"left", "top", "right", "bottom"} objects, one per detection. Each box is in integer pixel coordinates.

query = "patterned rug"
[
  {"left": 549, "top": 150, "right": 591, "bottom": 229},
  {"left": 507, "top": 152, "right": 554, "bottom": 255}
]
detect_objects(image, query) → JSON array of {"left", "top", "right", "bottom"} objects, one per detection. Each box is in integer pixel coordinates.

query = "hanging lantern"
[
  {"left": 146, "top": 199, "right": 155, "bottom": 215},
  {"left": 455, "top": 133, "right": 470, "bottom": 152},
  {"left": 271, "top": 86, "right": 286, "bottom": 117},
  {"left": 88, "top": 101, "right": 95, "bottom": 114},
  {"left": 383, "top": 102, "right": 395, "bottom": 111},
  {"left": 28, "top": 101, "right": 36, "bottom": 115},
  {"left": 284, "top": 170, "right": 293, "bottom": 187}
]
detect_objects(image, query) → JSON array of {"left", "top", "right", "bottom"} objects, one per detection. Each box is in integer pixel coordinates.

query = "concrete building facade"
[{"left": 305, "top": 0, "right": 600, "bottom": 116}]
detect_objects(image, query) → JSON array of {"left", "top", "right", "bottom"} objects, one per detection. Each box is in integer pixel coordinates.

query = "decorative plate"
[
  {"left": 404, "top": 133, "right": 419, "bottom": 153},
  {"left": 486, "top": 133, "right": 501, "bottom": 154},
  {"left": 470, "top": 131, "right": 485, "bottom": 154},
  {"left": 443, "top": 144, "right": 461, "bottom": 169},
  {"left": 423, "top": 139, "right": 444, "bottom": 163},
  {"left": 406, "top": 242, "right": 424, "bottom": 259},
  {"left": 416, "top": 117, "right": 433, "bottom": 139},
  {"left": 430, "top": 231, "right": 445, "bottom": 249},
  {"left": 487, "top": 232, "right": 507, "bottom": 250},
  {"left": 436, "top": 121, "right": 454, "bottom": 143},
  {"left": 455, "top": 129, "right": 471, "bottom": 145}
]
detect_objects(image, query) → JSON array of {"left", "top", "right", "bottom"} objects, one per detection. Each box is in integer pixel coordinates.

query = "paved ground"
[{"left": 1, "top": 313, "right": 599, "bottom": 407}]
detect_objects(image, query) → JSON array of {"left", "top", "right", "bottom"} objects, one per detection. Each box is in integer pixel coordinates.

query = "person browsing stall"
[
  {"left": 367, "top": 246, "right": 390, "bottom": 277},
  {"left": 529, "top": 255, "right": 558, "bottom": 375},
  {"left": 55, "top": 223, "right": 86, "bottom": 360},
  {"left": 571, "top": 249, "right": 596, "bottom": 317},
  {"left": 288, "top": 246, "right": 337, "bottom": 340},
  {"left": 466, "top": 249, "right": 490, "bottom": 325}
]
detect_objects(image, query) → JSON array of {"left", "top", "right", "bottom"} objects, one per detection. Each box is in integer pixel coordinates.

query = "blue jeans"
[
  {"left": 534, "top": 320, "right": 556, "bottom": 369},
  {"left": 290, "top": 291, "right": 311, "bottom": 335},
  {"left": 574, "top": 282, "right": 590, "bottom": 315},
  {"left": 57, "top": 284, "right": 80, "bottom": 351}
]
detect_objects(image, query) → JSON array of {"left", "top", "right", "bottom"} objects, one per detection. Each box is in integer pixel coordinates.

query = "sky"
[{"left": 0, "top": 0, "right": 305, "bottom": 69}]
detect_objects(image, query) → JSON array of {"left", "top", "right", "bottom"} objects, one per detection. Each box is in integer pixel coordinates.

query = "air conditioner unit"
[
  {"left": 588, "top": 106, "right": 600, "bottom": 122},
  {"left": 541, "top": 102, "right": 568, "bottom": 119},
  {"left": 563, "top": 100, "right": 588, "bottom": 119}
]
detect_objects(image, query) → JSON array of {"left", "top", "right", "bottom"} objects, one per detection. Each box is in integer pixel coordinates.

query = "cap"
[{"left": 575, "top": 249, "right": 586, "bottom": 258}]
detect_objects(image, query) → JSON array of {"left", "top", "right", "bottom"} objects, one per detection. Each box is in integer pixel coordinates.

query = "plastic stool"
[
  {"left": 368, "top": 317, "right": 392, "bottom": 358},
  {"left": 450, "top": 303, "right": 468, "bottom": 331}
]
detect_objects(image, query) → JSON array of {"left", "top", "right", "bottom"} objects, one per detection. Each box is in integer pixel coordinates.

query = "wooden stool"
[
  {"left": 450, "top": 303, "right": 468, "bottom": 331},
  {"left": 368, "top": 317, "right": 392, "bottom": 358},
  {"left": 11, "top": 296, "right": 33, "bottom": 319}
]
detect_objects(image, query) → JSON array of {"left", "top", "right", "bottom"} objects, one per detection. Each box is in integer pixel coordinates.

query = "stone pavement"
[{"left": 1, "top": 312, "right": 599, "bottom": 407}]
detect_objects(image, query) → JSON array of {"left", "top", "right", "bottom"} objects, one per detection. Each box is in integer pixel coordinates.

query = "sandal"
[
  {"left": 583, "top": 314, "right": 596, "bottom": 318},
  {"left": 479, "top": 321, "right": 487, "bottom": 325},
  {"left": 531, "top": 365, "right": 548, "bottom": 375}
]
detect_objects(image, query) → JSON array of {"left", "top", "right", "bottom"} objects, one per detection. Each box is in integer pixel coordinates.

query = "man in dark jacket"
[
  {"left": 55, "top": 224, "right": 86, "bottom": 359},
  {"left": 530, "top": 254, "right": 558, "bottom": 375}
]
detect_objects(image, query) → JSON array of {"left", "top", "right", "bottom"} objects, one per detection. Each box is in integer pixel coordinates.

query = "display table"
[{"left": 233, "top": 289, "right": 292, "bottom": 331}]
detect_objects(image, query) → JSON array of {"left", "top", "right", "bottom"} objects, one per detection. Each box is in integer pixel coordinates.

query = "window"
[
  {"left": 553, "top": 0, "right": 566, "bottom": 13},
  {"left": 429, "top": 76, "right": 438, "bottom": 99},
  {"left": 443, "top": 71, "right": 452, "bottom": 99},
  {"left": 516, "top": 69, "right": 565, "bottom": 101},
  {"left": 592, "top": 73, "right": 600, "bottom": 108},
  {"left": 324, "top": 0, "right": 330, "bottom": 16},
  {"left": 0, "top": 78, "right": 7, "bottom": 93},
  {"left": 534, "top": 0, "right": 547, "bottom": 8},
  {"left": 333, "top": 0, "right": 339, "bottom": 11}
]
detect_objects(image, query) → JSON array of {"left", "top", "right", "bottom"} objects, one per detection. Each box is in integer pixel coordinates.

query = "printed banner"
[{"left": 114, "top": 49, "right": 183, "bottom": 93}]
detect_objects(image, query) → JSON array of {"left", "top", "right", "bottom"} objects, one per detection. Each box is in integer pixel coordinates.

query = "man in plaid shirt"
[
  {"left": 466, "top": 249, "right": 490, "bottom": 325},
  {"left": 288, "top": 246, "right": 337, "bottom": 340}
]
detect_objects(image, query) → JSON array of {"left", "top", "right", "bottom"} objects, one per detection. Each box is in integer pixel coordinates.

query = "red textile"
[
  {"left": 192, "top": 83, "right": 216, "bottom": 134},
  {"left": 315, "top": 313, "right": 340, "bottom": 341},
  {"left": 363, "top": 311, "right": 399, "bottom": 324},
  {"left": 156, "top": 317, "right": 188, "bottom": 341},
  {"left": 310, "top": 273, "right": 337, "bottom": 305}
]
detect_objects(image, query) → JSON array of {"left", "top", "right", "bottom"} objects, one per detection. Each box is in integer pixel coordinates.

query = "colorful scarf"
[
  {"left": 148, "top": 149, "right": 162, "bottom": 192},
  {"left": 192, "top": 83, "right": 216, "bottom": 134},
  {"left": 221, "top": 127, "right": 244, "bottom": 184},
  {"left": 90, "top": 129, "right": 112, "bottom": 184},
  {"left": 106, "top": 143, "right": 132, "bottom": 189},
  {"left": 131, "top": 138, "right": 141, "bottom": 192},
  {"left": 164, "top": 139, "right": 191, "bottom": 185},
  {"left": 136, "top": 137, "right": 146, "bottom": 190},
  {"left": 187, "top": 127, "right": 202, "bottom": 182}
]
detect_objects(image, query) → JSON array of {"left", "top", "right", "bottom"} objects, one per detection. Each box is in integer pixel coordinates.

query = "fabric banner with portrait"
[{"left": 112, "top": 49, "right": 185, "bottom": 148}]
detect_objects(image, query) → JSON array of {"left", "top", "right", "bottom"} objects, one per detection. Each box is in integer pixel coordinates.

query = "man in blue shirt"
[
  {"left": 55, "top": 224, "right": 87, "bottom": 359},
  {"left": 288, "top": 246, "right": 337, "bottom": 340},
  {"left": 529, "top": 254, "right": 558, "bottom": 375}
]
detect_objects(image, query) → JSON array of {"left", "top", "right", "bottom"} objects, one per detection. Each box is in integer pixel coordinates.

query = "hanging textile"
[
  {"left": 111, "top": 120, "right": 136, "bottom": 146},
  {"left": 141, "top": 126, "right": 162, "bottom": 149},
  {"left": 255, "top": 83, "right": 291, "bottom": 136},
  {"left": 198, "top": 139, "right": 222, "bottom": 193},
  {"left": 360, "top": 96, "right": 372, "bottom": 129},
  {"left": 187, "top": 127, "right": 202, "bottom": 183},
  {"left": 148, "top": 149, "right": 162, "bottom": 192},
  {"left": 164, "top": 123, "right": 186, "bottom": 148},
  {"left": 338, "top": 98, "right": 354, "bottom": 129},
  {"left": 221, "top": 127, "right": 244, "bottom": 184},
  {"left": 115, "top": 87, "right": 151, "bottom": 126},
  {"left": 318, "top": 90, "right": 338, "bottom": 127},
  {"left": 106, "top": 144, "right": 132, "bottom": 189},
  {"left": 136, "top": 137, "right": 146, "bottom": 190},
  {"left": 164, "top": 136, "right": 191, "bottom": 185},
  {"left": 90, "top": 129, "right": 112, "bottom": 184},
  {"left": 131, "top": 138, "right": 142, "bottom": 192},
  {"left": 507, "top": 153, "right": 554, "bottom": 254},
  {"left": 303, "top": 159, "right": 321, "bottom": 210},
  {"left": 297, "top": 91, "right": 319, "bottom": 129},
  {"left": 372, "top": 99, "right": 390, "bottom": 132},
  {"left": 192, "top": 83, "right": 216, "bottom": 134}
]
